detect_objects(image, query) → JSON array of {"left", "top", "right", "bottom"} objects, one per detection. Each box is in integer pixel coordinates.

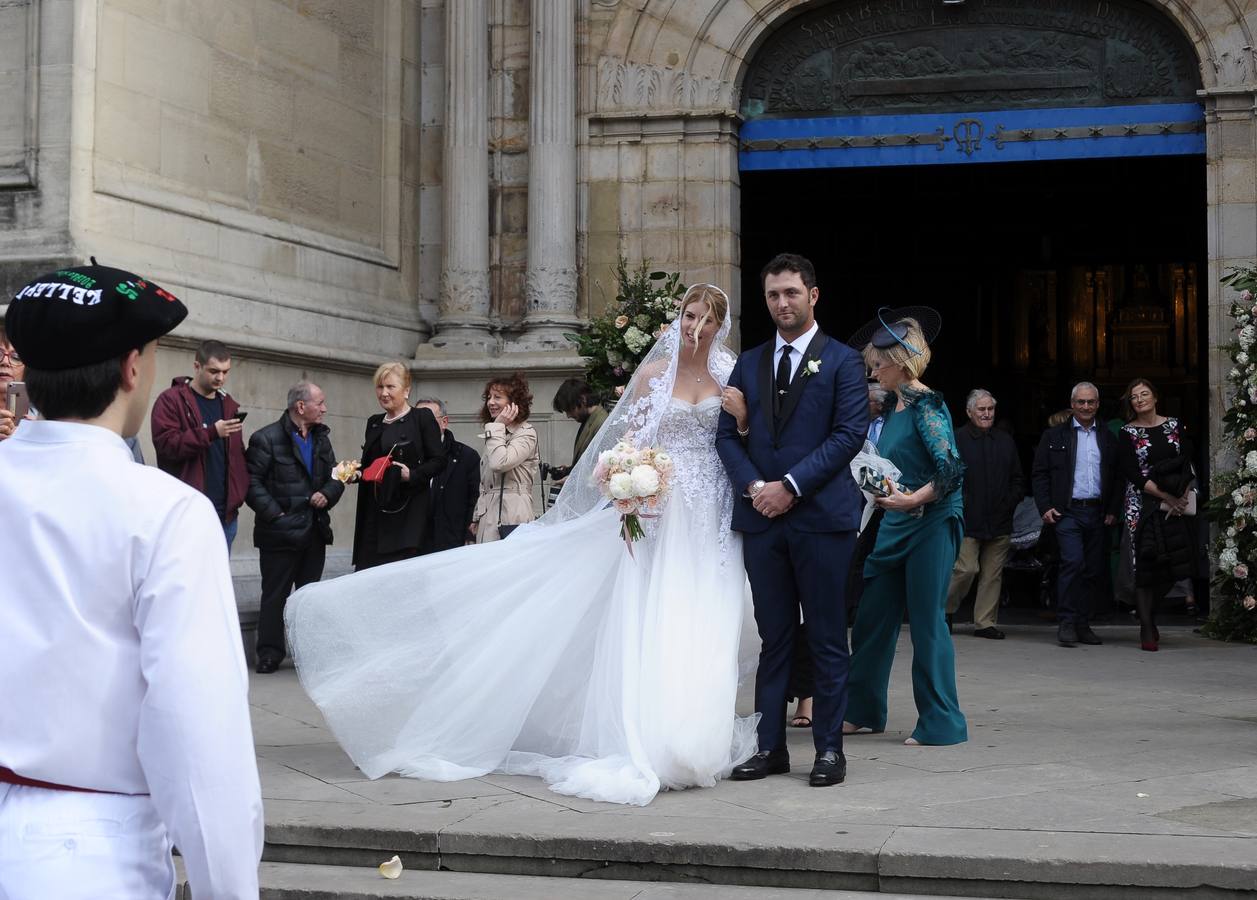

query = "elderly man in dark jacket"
[
  {"left": 414, "top": 397, "right": 481, "bottom": 553},
  {"left": 246, "top": 381, "right": 344, "bottom": 673},
  {"left": 1031, "top": 382, "right": 1121, "bottom": 648},
  {"left": 946, "top": 389, "right": 1024, "bottom": 640}
]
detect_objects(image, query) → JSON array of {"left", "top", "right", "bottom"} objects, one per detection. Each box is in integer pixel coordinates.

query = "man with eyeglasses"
[{"left": 1032, "top": 382, "right": 1122, "bottom": 647}]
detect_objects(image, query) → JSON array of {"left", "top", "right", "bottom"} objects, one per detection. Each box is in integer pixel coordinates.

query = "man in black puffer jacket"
[{"left": 246, "top": 381, "right": 344, "bottom": 673}]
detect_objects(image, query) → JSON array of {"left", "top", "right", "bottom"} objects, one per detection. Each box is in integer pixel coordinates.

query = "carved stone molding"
[
  {"left": 439, "top": 267, "right": 491, "bottom": 316},
  {"left": 596, "top": 57, "right": 736, "bottom": 113},
  {"left": 525, "top": 265, "right": 578, "bottom": 312}
]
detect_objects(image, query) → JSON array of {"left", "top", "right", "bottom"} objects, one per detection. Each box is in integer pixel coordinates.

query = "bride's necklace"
[{"left": 678, "top": 363, "right": 708, "bottom": 384}]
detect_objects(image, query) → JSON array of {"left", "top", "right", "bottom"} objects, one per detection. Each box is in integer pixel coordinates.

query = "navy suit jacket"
[{"left": 716, "top": 330, "right": 868, "bottom": 534}]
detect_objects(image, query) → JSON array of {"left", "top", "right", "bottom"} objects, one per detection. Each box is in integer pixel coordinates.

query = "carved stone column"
[
  {"left": 515, "top": 0, "right": 580, "bottom": 350},
  {"left": 434, "top": 0, "right": 493, "bottom": 351}
]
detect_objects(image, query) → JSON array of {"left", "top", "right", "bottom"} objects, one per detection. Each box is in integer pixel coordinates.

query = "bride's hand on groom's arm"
[{"left": 720, "top": 386, "right": 748, "bottom": 434}]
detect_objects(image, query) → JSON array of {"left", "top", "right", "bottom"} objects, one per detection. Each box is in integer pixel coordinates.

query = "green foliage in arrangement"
[{"left": 564, "top": 258, "right": 686, "bottom": 403}]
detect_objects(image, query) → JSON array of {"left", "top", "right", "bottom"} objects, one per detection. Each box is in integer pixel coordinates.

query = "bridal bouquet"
[{"left": 592, "top": 441, "right": 674, "bottom": 543}]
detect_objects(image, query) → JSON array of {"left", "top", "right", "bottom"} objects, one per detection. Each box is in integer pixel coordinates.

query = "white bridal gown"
[{"left": 286, "top": 395, "right": 757, "bottom": 806}]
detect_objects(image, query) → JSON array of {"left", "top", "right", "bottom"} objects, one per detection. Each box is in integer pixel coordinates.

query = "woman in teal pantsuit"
[{"left": 844, "top": 309, "right": 968, "bottom": 746}]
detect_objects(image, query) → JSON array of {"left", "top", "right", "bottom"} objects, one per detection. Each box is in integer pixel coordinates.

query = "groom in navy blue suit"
[{"left": 716, "top": 253, "right": 868, "bottom": 787}]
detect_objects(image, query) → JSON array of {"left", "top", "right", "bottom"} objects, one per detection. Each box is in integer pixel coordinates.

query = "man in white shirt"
[{"left": 0, "top": 264, "right": 263, "bottom": 899}]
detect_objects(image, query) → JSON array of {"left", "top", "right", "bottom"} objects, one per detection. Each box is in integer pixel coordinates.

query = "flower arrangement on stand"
[
  {"left": 1202, "top": 268, "right": 1257, "bottom": 643},
  {"left": 565, "top": 257, "right": 686, "bottom": 402}
]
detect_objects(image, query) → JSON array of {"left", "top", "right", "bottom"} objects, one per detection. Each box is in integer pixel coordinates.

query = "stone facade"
[{"left": 1, "top": 0, "right": 1256, "bottom": 604}]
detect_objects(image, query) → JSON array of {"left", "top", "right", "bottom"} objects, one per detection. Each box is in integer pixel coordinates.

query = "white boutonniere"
[{"left": 802, "top": 359, "right": 822, "bottom": 378}]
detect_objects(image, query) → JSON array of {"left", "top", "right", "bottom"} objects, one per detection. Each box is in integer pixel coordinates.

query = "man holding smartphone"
[
  {"left": 0, "top": 264, "right": 263, "bottom": 898},
  {"left": 151, "top": 340, "right": 250, "bottom": 549}
]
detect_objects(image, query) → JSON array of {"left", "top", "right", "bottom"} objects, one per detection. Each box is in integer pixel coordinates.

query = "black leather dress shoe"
[
  {"left": 973, "top": 626, "right": 1005, "bottom": 640},
  {"left": 731, "top": 749, "right": 790, "bottom": 781},
  {"left": 1075, "top": 624, "right": 1103, "bottom": 645},
  {"left": 809, "top": 750, "right": 846, "bottom": 787},
  {"left": 1057, "top": 623, "right": 1078, "bottom": 646},
  {"left": 255, "top": 654, "right": 281, "bottom": 674}
]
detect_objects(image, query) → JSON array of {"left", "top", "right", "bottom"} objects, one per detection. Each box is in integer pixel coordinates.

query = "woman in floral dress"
[{"left": 1117, "top": 378, "right": 1197, "bottom": 651}]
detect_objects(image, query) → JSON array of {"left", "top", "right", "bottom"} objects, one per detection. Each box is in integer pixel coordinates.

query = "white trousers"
[{"left": 0, "top": 783, "right": 175, "bottom": 900}]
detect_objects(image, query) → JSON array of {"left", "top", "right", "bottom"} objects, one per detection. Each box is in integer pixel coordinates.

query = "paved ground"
[{"left": 249, "top": 624, "right": 1257, "bottom": 896}]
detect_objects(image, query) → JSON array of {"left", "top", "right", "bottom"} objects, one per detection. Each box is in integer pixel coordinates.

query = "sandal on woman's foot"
[
  {"left": 904, "top": 737, "right": 921, "bottom": 746},
  {"left": 789, "top": 716, "right": 812, "bottom": 728}
]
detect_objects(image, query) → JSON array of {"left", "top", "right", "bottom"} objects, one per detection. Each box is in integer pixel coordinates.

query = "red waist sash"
[{"left": 0, "top": 766, "right": 125, "bottom": 795}]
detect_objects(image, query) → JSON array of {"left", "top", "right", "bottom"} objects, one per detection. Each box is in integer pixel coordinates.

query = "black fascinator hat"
[{"left": 847, "top": 306, "right": 943, "bottom": 355}]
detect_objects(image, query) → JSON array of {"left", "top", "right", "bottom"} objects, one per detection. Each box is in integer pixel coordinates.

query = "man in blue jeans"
[{"left": 1032, "top": 382, "right": 1122, "bottom": 647}]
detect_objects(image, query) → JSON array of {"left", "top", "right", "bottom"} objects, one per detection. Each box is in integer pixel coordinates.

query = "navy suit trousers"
[{"left": 743, "top": 523, "right": 855, "bottom": 756}]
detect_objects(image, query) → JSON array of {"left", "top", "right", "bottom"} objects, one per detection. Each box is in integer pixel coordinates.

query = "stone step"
[
  {"left": 251, "top": 862, "right": 990, "bottom": 900},
  {"left": 259, "top": 802, "right": 1257, "bottom": 900}
]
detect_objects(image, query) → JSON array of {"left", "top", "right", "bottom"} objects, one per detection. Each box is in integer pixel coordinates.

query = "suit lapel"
[
  {"left": 757, "top": 342, "right": 775, "bottom": 437},
  {"left": 776, "top": 330, "right": 830, "bottom": 432}
]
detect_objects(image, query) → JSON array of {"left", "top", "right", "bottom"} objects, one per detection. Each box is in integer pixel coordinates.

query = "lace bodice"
[{"left": 656, "top": 396, "right": 735, "bottom": 558}]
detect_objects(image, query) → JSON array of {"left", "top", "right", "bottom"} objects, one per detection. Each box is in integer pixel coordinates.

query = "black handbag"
[{"left": 496, "top": 474, "right": 520, "bottom": 539}]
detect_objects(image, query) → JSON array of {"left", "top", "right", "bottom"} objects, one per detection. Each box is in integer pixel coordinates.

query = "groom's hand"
[{"left": 752, "top": 481, "right": 796, "bottom": 518}]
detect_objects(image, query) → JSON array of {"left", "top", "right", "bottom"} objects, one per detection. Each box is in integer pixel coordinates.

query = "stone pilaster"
[
  {"left": 434, "top": 0, "right": 494, "bottom": 351},
  {"left": 514, "top": 0, "right": 581, "bottom": 351}
]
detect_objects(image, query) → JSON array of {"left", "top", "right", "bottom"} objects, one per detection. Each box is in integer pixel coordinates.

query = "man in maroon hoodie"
[{"left": 151, "top": 340, "right": 249, "bottom": 550}]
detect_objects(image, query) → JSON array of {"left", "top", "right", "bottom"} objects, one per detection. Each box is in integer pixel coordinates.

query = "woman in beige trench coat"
[{"left": 471, "top": 372, "right": 540, "bottom": 543}]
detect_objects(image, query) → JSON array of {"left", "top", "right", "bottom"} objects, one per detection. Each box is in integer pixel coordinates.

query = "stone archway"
[{"left": 585, "top": 0, "right": 1257, "bottom": 464}]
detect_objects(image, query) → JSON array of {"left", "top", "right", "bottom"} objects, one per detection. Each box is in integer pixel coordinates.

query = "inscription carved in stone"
[{"left": 741, "top": 0, "right": 1201, "bottom": 118}]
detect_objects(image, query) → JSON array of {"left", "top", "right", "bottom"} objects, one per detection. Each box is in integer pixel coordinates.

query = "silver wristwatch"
[{"left": 748, "top": 479, "right": 766, "bottom": 498}]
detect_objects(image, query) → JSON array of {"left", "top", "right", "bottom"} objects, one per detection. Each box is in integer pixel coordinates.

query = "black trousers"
[{"left": 257, "top": 541, "right": 327, "bottom": 660}]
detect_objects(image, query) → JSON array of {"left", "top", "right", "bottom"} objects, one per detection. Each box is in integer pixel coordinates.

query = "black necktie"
[{"left": 775, "top": 345, "right": 793, "bottom": 415}]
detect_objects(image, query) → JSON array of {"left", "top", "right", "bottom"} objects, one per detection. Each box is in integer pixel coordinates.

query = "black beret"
[{"left": 5, "top": 264, "right": 188, "bottom": 370}]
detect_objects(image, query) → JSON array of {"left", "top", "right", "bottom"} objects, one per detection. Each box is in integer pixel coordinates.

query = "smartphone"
[
  {"left": 5, "top": 381, "right": 29, "bottom": 420},
  {"left": 235, "top": 410, "right": 249, "bottom": 422}
]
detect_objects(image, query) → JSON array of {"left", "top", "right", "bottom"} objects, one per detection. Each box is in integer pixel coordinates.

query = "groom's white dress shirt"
[
  {"left": 0, "top": 420, "right": 263, "bottom": 899},
  {"left": 773, "top": 320, "right": 819, "bottom": 383},
  {"left": 773, "top": 320, "right": 820, "bottom": 497}
]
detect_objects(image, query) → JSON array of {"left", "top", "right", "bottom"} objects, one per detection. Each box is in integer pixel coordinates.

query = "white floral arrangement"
[
  {"left": 1204, "top": 271, "right": 1257, "bottom": 641},
  {"left": 592, "top": 441, "right": 674, "bottom": 543}
]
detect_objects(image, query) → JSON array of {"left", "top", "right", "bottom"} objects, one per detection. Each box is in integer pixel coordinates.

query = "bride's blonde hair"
[{"left": 681, "top": 284, "right": 728, "bottom": 354}]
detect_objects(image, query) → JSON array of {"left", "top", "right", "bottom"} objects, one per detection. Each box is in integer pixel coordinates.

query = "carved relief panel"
[{"left": 742, "top": 0, "right": 1201, "bottom": 119}]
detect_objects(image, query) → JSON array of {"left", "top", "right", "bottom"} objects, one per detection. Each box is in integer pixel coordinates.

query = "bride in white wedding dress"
[{"left": 285, "top": 284, "right": 757, "bottom": 806}]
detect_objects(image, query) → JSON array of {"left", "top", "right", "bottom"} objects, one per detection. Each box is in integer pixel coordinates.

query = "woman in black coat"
[
  {"left": 352, "top": 362, "right": 446, "bottom": 570},
  {"left": 1117, "top": 378, "right": 1196, "bottom": 651}
]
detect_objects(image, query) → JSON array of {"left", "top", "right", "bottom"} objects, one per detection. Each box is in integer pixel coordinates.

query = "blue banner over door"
[{"left": 739, "top": 103, "right": 1206, "bottom": 171}]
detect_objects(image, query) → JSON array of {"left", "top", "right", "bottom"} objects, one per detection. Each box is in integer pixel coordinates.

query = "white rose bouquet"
[{"left": 592, "top": 440, "right": 674, "bottom": 545}]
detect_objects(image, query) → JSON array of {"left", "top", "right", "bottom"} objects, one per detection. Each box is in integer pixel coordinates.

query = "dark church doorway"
[{"left": 739, "top": 153, "right": 1209, "bottom": 469}]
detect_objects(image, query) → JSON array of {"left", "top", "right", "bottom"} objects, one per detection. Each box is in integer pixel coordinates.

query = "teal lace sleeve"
[{"left": 903, "top": 388, "right": 965, "bottom": 497}]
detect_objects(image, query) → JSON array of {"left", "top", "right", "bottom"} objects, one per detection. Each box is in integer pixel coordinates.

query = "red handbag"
[
  {"left": 360, "top": 455, "right": 393, "bottom": 483},
  {"left": 361, "top": 441, "right": 407, "bottom": 483}
]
